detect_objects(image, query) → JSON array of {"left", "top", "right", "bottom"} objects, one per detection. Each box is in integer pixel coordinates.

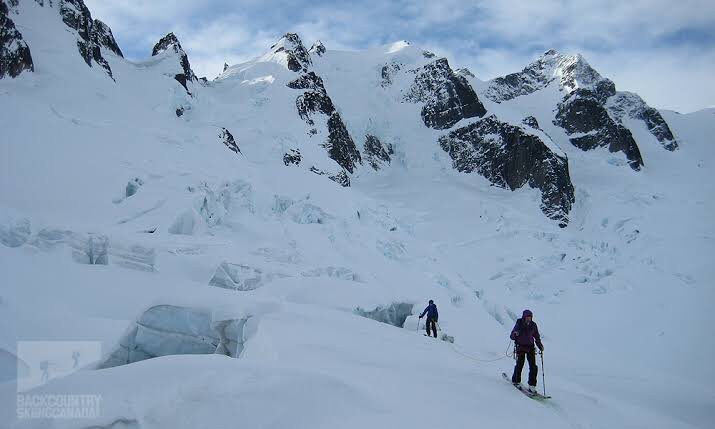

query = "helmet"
[
  {"left": 429, "top": 300, "right": 434, "bottom": 304},
  {"left": 522, "top": 309, "right": 533, "bottom": 318}
]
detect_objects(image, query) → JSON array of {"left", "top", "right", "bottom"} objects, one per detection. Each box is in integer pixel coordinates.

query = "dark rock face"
[
  {"left": 363, "top": 134, "right": 392, "bottom": 170},
  {"left": 439, "top": 115, "right": 575, "bottom": 226},
  {"left": 287, "top": 71, "right": 361, "bottom": 173},
  {"left": 223, "top": 62, "right": 229, "bottom": 72},
  {"left": 309, "top": 40, "right": 326, "bottom": 57},
  {"left": 309, "top": 166, "right": 351, "bottom": 187},
  {"left": 287, "top": 70, "right": 324, "bottom": 91},
  {"left": 422, "top": 50, "right": 435, "bottom": 58},
  {"left": 328, "top": 170, "right": 350, "bottom": 187},
  {"left": 58, "top": 0, "right": 114, "bottom": 79},
  {"left": 283, "top": 149, "right": 302, "bottom": 166},
  {"left": 220, "top": 128, "right": 240, "bottom": 154},
  {"left": 175, "top": 106, "right": 184, "bottom": 117},
  {"left": 380, "top": 62, "right": 401, "bottom": 87},
  {"left": 270, "top": 33, "right": 312, "bottom": 72},
  {"left": 521, "top": 116, "right": 540, "bottom": 129},
  {"left": 554, "top": 81, "right": 644, "bottom": 170},
  {"left": 325, "top": 113, "right": 361, "bottom": 173},
  {"left": 607, "top": 92, "right": 678, "bottom": 151},
  {"left": 92, "top": 19, "right": 122, "bottom": 57},
  {"left": 152, "top": 32, "right": 197, "bottom": 92},
  {"left": 0, "top": 0, "right": 34, "bottom": 78},
  {"left": 405, "top": 58, "right": 486, "bottom": 129}
]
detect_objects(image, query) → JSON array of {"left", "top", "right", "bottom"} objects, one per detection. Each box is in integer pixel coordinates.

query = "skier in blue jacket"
[{"left": 419, "top": 300, "right": 439, "bottom": 338}]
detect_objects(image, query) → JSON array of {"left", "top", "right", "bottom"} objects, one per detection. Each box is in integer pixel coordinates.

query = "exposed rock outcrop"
[
  {"left": 58, "top": 0, "right": 114, "bottom": 79},
  {"left": 363, "top": 134, "right": 392, "bottom": 170},
  {"left": 439, "top": 115, "right": 575, "bottom": 226},
  {"left": 607, "top": 92, "right": 678, "bottom": 151},
  {"left": 554, "top": 80, "right": 644, "bottom": 170},
  {"left": 309, "top": 166, "right": 351, "bottom": 187},
  {"left": 91, "top": 19, "right": 123, "bottom": 57},
  {"left": 283, "top": 149, "right": 302, "bottom": 166},
  {"left": 309, "top": 40, "right": 326, "bottom": 57},
  {"left": 380, "top": 61, "right": 402, "bottom": 87},
  {"left": 269, "top": 32, "right": 312, "bottom": 72},
  {"left": 152, "top": 32, "right": 197, "bottom": 92},
  {"left": 405, "top": 58, "right": 486, "bottom": 129},
  {"left": 521, "top": 116, "right": 540, "bottom": 129},
  {"left": 287, "top": 71, "right": 361, "bottom": 174},
  {"left": 0, "top": 0, "right": 34, "bottom": 78},
  {"left": 485, "top": 50, "right": 677, "bottom": 162},
  {"left": 484, "top": 50, "right": 603, "bottom": 103},
  {"left": 219, "top": 127, "right": 240, "bottom": 154}
]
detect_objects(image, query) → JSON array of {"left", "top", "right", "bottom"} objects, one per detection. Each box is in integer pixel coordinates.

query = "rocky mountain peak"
[
  {"left": 439, "top": 115, "right": 575, "bottom": 226},
  {"left": 484, "top": 50, "right": 603, "bottom": 102},
  {"left": 152, "top": 32, "right": 182, "bottom": 56},
  {"left": 152, "top": 32, "right": 197, "bottom": 91},
  {"left": 268, "top": 32, "right": 312, "bottom": 72},
  {"left": 549, "top": 52, "right": 603, "bottom": 93},
  {"left": 405, "top": 57, "right": 486, "bottom": 129},
  {"left": 309, "top": 40, "right": 326, "bottom": 57},
  {"left": 92, "top": 19, "right": 123, "bottom": 57}
]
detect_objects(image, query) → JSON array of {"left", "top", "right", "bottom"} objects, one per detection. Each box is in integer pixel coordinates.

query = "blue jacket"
[{"left": 420, "top": 303, "right": 438, "bottom": 320}]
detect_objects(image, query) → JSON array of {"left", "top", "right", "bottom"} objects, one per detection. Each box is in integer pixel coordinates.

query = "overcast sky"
[{"left": 84, "top": 0, "right": 715, "bottom": 113}]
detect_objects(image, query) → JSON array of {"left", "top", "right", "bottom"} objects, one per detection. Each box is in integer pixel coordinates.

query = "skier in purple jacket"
[{"left": 510, "top": 309, "right": 544, "bottom": 393}]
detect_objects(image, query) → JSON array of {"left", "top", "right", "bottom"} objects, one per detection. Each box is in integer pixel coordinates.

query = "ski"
[{"left": 502, "top": 373, "right": 551, "bottom": 399}]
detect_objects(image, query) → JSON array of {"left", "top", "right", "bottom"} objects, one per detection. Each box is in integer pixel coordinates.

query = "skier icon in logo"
[{"left": 40, "top": 360, "right": 50, "bottom": 383}]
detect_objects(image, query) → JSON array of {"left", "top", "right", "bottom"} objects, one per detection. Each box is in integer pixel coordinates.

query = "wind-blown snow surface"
[{"left": 1, "top": 1, "right": 714, "bottom": 428}]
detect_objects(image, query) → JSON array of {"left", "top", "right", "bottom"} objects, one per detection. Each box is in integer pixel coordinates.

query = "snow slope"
[{"left": 1, "top": 1, "right": 713, "bottom": 428}]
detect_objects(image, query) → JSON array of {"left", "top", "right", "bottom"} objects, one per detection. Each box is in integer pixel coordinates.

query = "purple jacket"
[{"left": 510, "top": 318, "right": 543, "bottom": 353}]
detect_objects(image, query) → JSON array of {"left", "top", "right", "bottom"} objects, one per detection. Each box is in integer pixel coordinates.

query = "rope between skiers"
[{"left": 448, "top": 340, "right": 514, "bottom": 363}]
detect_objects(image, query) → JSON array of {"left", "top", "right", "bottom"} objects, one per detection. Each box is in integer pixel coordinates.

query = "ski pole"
[
  {"left": 416, "top": 318, "right": 420, "bottom": 332},
  {"left": 540, "top": 350, "right": 546, "bottom": 397}
]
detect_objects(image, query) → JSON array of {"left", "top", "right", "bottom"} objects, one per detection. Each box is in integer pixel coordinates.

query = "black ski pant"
[
  {"left": 512, "top": 349, "right": 538, "bottom": 386},
  {"left": 425, "top": 317, "right": 437, "bottom": 337}
]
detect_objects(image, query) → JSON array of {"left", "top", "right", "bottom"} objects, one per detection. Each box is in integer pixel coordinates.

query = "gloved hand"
[
  {"left": 418, "top": 315, "right": 423, "bottom": 319},
  {"left": 538, "top": 345, "right": 544, "bottom": 352}
]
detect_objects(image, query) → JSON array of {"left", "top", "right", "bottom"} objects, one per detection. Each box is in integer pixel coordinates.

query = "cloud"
[{"left": 84, "top": 0, "right": 715, "bottom": 112}]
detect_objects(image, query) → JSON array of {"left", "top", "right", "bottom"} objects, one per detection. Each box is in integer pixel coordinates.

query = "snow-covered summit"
[
  {"left": 260, "top": 32, "right": 313, "bottom": 72},
  {"left": 484, "top": 49, "right": 604, "bottom": 103},
  {"left": 151, "top": 32, "right": 197, "bottom": 91},
  {"left": 480, "top": 48, "right": 679, "bottom": 172}
]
